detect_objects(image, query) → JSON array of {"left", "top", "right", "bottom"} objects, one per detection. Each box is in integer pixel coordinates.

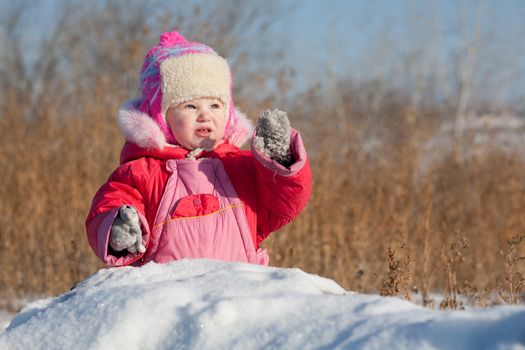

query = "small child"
[{"left": 86, "top": 31, "right": 312, "bottom": 266}]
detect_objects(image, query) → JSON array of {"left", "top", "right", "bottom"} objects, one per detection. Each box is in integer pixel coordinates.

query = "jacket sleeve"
[
  {"left": 251, "top": 128, "right": 312, "bottom": 244},
  {"left": 85, "top": 160, "right": 151, "bottom": 266}
]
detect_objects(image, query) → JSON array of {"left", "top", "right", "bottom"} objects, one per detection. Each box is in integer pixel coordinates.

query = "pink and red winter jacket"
[{"left": 86, "top": 115, "right": 312, "bottom": 267}]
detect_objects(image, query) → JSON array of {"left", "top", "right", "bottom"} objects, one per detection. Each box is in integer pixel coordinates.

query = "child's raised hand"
[
  {"left": 253, "top": 109, "right": 293, "bottom": 166},
  {"left": 109, "top": 205, "right": 146, "bottom": 254}
]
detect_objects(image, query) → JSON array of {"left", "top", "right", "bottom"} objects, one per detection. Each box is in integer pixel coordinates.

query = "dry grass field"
[{"left": 0, "top": 1, "right": 524, "bottom": 311}]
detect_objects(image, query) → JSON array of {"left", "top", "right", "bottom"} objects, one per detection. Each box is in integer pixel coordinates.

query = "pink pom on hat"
[{"left": 138, "top": 30, "right": 240, "bottom": 145}]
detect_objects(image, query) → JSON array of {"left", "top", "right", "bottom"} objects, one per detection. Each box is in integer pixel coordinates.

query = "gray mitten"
[
  {"left": 253, "top": 109, "right": 293, "bottom": 165},
  {"left": 109, "top": 205, "right": 146, "bottom": 254}
]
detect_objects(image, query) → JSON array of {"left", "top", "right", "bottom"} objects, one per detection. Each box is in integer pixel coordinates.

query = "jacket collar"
[{"left": 119, "top": 140, "right": 240, "bottom": 164}]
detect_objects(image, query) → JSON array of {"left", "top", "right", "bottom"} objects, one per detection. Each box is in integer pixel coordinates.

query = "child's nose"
[{"left": 197, "top": 109, "right": 212, "bottom": 122}]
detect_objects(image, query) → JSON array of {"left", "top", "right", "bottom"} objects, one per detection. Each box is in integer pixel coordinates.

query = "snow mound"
[{"left": 1, "top": 259, "right": 525, "bottom": 349}]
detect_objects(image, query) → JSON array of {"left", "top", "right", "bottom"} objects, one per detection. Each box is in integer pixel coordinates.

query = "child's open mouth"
[{"left": 195, "top": 127, "right": 212, "bottom": 138}]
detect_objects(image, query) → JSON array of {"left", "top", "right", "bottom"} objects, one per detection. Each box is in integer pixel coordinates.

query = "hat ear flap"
[{"left": 225, "top": 107, "right": 253, "bottom": 148}]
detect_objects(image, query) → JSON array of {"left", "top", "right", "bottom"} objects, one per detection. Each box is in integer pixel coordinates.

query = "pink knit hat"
[{"left": 138, "top": 31, "right": 243, "bottom": 145}]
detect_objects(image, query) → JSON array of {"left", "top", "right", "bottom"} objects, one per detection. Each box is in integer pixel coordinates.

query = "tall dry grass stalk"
[{"left": 498, "top": 233, "right": 525, "bottom": 304}]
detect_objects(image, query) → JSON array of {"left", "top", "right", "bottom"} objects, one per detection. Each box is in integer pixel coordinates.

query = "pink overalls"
[{"left": 143, "top": 158, "right": 269, "bottom": 265}]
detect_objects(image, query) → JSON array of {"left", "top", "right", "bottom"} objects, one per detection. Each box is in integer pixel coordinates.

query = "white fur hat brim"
[{"left": 160, "top": 54, "right": 231, "bottom": 119}]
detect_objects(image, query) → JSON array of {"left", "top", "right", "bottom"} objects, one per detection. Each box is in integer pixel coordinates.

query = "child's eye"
[
  {"left": 210, "top": 103, "right": 222, "bottom": 109},
  {"left": 184, "top": 104, "right": 197, "bottom": 109}
]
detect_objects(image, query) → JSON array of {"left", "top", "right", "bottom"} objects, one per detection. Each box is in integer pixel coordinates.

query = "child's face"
[{"left": 166, "top": 98, "right": 227, "bottom": 150}]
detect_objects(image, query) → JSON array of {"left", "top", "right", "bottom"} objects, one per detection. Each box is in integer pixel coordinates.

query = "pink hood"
[{"left": 117, "top": 97, "right": 253, "bottom": 150}]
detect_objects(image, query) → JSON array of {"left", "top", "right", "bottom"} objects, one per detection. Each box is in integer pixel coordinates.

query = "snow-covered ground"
[
  {"left": 1, "top": 259, "right": 524, "bottom": 350},
  {"left": 420, "top": 113, "right": 525, "bottom": 169},
  {"left": 0, "top": 312, "right": 13, "bottom": 333}
]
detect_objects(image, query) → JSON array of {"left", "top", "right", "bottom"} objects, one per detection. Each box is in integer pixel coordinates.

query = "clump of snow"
[{"left": 1, "top": 259, "right": 525, "bottom": 349}]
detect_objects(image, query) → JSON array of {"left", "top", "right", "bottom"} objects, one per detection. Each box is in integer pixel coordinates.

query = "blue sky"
[
  {"left": 210, "top": 0, "right": 524, "bottom": 107},
  {"left": 2, "top": 0, "right": 524, "bottom": 107}
]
